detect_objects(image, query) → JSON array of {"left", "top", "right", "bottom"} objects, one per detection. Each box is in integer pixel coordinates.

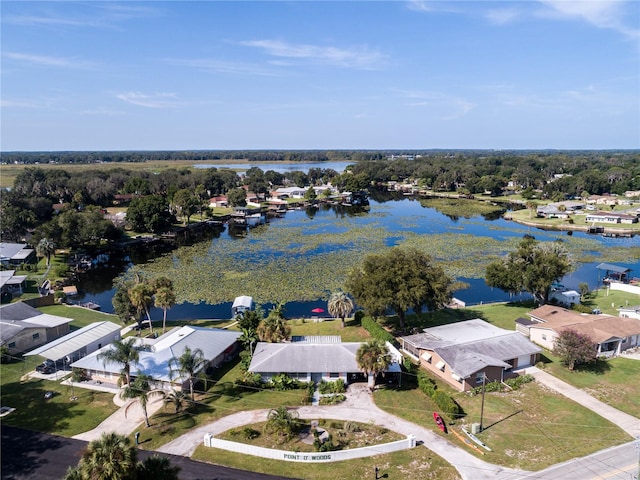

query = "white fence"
[{"left": 203, "top": 434, "right": 416, "bottom": 462}]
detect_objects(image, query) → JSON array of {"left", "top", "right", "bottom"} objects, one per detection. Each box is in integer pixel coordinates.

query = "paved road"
[{"left": 1, "top": 425, "right": 293, "bottom": 480}]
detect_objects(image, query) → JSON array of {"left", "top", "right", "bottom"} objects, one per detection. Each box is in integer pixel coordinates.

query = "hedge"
[
  {"left": 361, "top": 316, "right": 396, "bottom": 344},
  {"left": 417, "top": 370, "right": 464, "bottom": 420}
]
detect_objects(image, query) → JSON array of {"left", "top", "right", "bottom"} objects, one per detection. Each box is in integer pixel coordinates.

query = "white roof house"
[
  {"left": 71, "top": 326, "right": 240, "bottom": 387},
  {"left": 24, "top": 321, "right": 121, "bottom": 363},
  {"left": 0, "top": 243, "right": 35, "bottom": 266},
  {"left": 0, "top": 270, "right": 28, "bottom": 295}
]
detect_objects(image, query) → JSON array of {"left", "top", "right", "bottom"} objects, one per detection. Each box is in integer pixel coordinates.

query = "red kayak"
[{"left": 433, "top": 412, "right": 447, "bottom": 433}]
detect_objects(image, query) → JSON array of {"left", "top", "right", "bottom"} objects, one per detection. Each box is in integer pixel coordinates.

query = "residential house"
[
  {"left": 585, "top": 211, "right": 638, "bottom": 224},
  {"left": 400, "top": 319, "right": 541, "bottom": 392},
  {"left": 248, "top": 336, "right": 402, "bottom": 388},
  {"left": 0, "top": 302, "right": 72, "bottom": 355},
  {"left": 0, "top": 243, "right": 35, "bottom": 267},
  {"left": 518, "top": 305, "right": 640, "bottom": 357},
  {"left": 548, "top": 284, "right": 581, "bottom": 307},
  {"left": 618, "top": 305, "right": 640, "bottom": 321},
  {"left": 24, "top": 321, "right": 121, "bottom": 365},
  {"left": 71, "top": 326, "right": 240, "bottom": 390},
  {"left": 208, "top": 196, "right": 229, "bottom": 208},
  {"left": 536, "top": 201, "right": 584, "bottom": 219},
  {"left": 0, "top": 270, "right": 28, "bottom": 297}
]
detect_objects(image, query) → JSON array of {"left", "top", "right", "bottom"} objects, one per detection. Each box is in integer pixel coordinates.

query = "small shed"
[{"left": 232, "top": 296, "right": 254, "bottom": 317}]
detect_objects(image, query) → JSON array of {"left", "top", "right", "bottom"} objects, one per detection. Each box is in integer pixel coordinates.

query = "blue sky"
[{"left": 1, "top": 1, "right": 639, "bottom": 151}]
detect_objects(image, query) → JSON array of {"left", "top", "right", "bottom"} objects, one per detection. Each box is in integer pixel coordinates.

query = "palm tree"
[
  {"left": 122, "top": 372, "right": 163, "bottom": 427},
  {"left": 78, "top": 432, "right": 138, "bottom": 480},
  {"left": 256, "top": 308, "right": 290, "bottom": 343},
  {"left": 36, "top": 237, "right": 56, "bottom": 266},
  {"left": 137, "top": 455, "right": 180, "bottom": 480},
  {"left": 327, "top": 291, "right": 354, "bottom": 328},
  {"left": 129, "top": 282, "right": 153, "bottom": 333},
  {"left": 356, "top": 340, "right": 390, "bottom": 389},
  {"left": 97, "top": 337, "right": 139, "bottom": 386},
  {"left": 154, "top": 286, "right": 175, "bottom": 335},
  {"left": 168, "top": 346, "right": 207, "bottom": 400},
  {"left": 264, "top": 406, "right": 299, "bottom": 444},
  {"left": 163, "top": 389, "right": 188, "bottom": 414}
]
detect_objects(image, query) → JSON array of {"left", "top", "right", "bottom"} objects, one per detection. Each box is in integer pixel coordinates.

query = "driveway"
[
  {"left": 157, "top": 383, "right": 528, "bottom": 480},
  {"left": 524, "top": 366, "right": 640, "bottom": 437}
]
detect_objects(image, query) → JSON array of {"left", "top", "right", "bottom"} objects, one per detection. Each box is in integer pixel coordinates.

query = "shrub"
[
  {"left": 343, "top": 421, "right": 360, "bottom": 433},
  {"left": 571, "top": 304, "right": 593, "bottom": 314},
  {"left": 417, "top": 370, "right": 437, "bottom": 397},
  {"left": 432, "top": 390, "right": 463, "bottom": 420},
  {"left": 319, "top": 394, "right": 346, "bottom": 405},
  {"left": 242, "top": 427, "right": 260, "bottom": 440},
  {"left": 361, "top": 316, "right": 395, "bottom": 343},
  {"left": 70, "top": 367, "right": 88, "bottom": 382},
  {"left": 354, "top": 310, "right": 365, "bottom": 324},
  {"left": 318, "top": 379, "right": 346, "bottom": 394},
  {"left": 505, "top": 374, "right": 534, "bottom": 389}
]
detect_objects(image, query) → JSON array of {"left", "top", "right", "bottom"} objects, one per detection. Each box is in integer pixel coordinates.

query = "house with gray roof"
[
  {"left": 0, "top": 270, "right": 28, "bottom": 298},
  {"left": 0, "top": 243, "right": 35, "bottom": 267},
  {"left": 400, "top": 319, "right": 541, "bottom": 392},
  {"left": 0, "top": 302, "right": 72, "bottom": 355},
  {"left": 71, "top": 326, "right": 240, "bottom": 390},
  {"left": 249, "top": 336, "right": 402, "bottom": 388},
  {"left": 24, "top": 320, "right": 121, "bottom": 365}
]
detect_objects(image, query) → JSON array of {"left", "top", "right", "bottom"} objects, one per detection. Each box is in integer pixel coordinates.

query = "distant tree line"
[{"left": 1, "top": 151, "right": 638, "bottom": 250}]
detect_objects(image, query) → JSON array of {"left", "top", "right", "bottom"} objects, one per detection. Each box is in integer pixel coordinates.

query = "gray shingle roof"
[{"left": 402, "top": 319, "right": 541, "bottom": 379}]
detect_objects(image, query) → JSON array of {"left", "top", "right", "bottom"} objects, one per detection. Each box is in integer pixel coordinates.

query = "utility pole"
[{"left": 479, "top": 372, "right": 487, "bottom": 432}]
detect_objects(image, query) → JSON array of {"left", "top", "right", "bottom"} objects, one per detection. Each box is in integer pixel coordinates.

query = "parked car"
[{"left": 36, "top": 360, "right": 55, "bottom": 374}]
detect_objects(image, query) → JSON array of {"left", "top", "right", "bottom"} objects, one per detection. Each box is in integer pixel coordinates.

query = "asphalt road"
[{"left": 1, "top": 425, "right": 294, "bottom": 480}]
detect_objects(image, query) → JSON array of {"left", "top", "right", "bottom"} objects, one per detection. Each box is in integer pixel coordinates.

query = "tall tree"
[
  {"left": 129, "top": 282, "right": 154, "bottom": 333},
  {"left": 154, "top": 286, "right": 175, "bottom": 335},
  {"left": 112, "top": 278, "right": 137, "bottom": 325},
  {"left": 121, "top": 372, "right": 163, "bottom": 427},
  {"left": 327, "top": 291, "right": 354, "bottom": 328},
  {"left": 554, "top": 329, "right": 596, "bottom": 371},
  {"left": 168, "top": 346, "right": 207, "bottom": 400},
  {"left": 356, "top": 340, "right": 390, "bottom": 388},
  {"left": 97, "top": 337, "right": 139, "bottom": 386},
  {"left": 78, "top": 432, "right": 138, "bottom": 480},
  {"left": 485, "top": 236, "right": 573, "bottom": 305},
  {"left": 256, "top": 307, "right": 291, "bottom": 343},
  {"left": 136, "top": 455, "right": 181, "bottom": 480},
  {"left": 36, "top": 237, "right": 56, "bottom": 266},
  {"left": 346, "top": 247, "right": 454, "bottom": 328}
]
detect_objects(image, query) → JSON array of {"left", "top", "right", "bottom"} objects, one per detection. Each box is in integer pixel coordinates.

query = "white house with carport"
[
  {"left": 71, "top": 326, "right": 240, "bottom": 390},
  {"left": 400, "top": 319, "right": 541, "bottom": 392},
  {"left": 0, "top": 242, "right": 35, "bottom": 267},
  {"left": 248, "top": 336, "right": 402, "bottom": 388},
  {"left": 0, "top": 302, "right": 72, "bottom": 355},
  {"left": 24, "top": 321, "right": 121, "bottom": 368}
]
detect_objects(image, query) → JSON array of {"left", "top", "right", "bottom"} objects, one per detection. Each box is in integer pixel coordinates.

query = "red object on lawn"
[
  {"left": 433, "top": 412, "right": 447, "bottom": 433},
  {"left": 311, "top": 308, "right": 325, "bottom": 313}
]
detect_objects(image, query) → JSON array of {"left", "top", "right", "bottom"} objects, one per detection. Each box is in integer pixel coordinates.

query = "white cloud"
[
  {"left": 537, "top": 0, "right": 640, "bottom": 39},
  {"left": 3, "top": 51, "right": 95, "bottom": 69},
  {"left": 239, "top": 39, "right": 387, "bottom": 70},
  {"left": 485, "top": 8, "right": 521, "bottom": 25},
  {"left": 394, "top": 89, "right": 476, "bottom": 120},
  {"left": 167, "top": 58, "right": 279, "bottom": 77},
  {"left": 406, "top": 1, "right": 434, "bottom": 13},
  {"left": 0, "top": 99, "right": 41, "bottom": 108},
  {"left": 116, "top": 92, "right": 182, "bottom": 108}
]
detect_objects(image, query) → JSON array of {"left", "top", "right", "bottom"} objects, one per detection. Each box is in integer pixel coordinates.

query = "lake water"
[
  {"left": 75, "top": 194, "right": 639, "bottom": 320},
  {"left": 193, "top": 161, "right": 353, "bottom": 174}
]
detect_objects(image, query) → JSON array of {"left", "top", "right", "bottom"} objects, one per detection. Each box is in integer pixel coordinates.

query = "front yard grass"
[
  {"left": 136, "top": 359, "right": 308, "bottom": 451},
  {"left": 287, "top": 317, "right": 371, "bottom": 342},
  {"left": 0, "top": 359, "right": 118, "bottom": 437},
  {"left": 374, "top": 377, "right": 632, "bottom": 471},
  {"left": 541, "top": 352, "right": 640, "bottom": 418},
  {"left": 192, "top": 444, "right": 461, "bottom": 480}
]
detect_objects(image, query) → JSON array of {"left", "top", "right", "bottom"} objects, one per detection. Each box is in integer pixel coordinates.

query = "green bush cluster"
[
  {"left": 571, "top": 303, "right": 594, "bottom": 314},
  {"left": 354, "top": 310, "right": 365, "bottom": 324},
  {"left": 470, "top": 373, "right": 534, "bottom": 395},
  {"left": 417, "top": 370, "right": 464, "bottom": 420},
  {"left": 318, "top": 379, "right": 346, "bottom": 394},
  {"left": 242, "top": 427, "right": 260, "bottom": 440},
  {"left": 319, "top": 394, "right": 346, "bottom": 405},
  {"left": 361, "top": 316, "right": 395, "bottom": 343}
]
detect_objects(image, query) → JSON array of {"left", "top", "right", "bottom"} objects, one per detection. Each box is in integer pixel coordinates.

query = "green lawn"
[
  {"left": 192, "top": 443, "right": 461, "bottom": 480},
  {"left": 374, "top": 379, "right": 632, "bottom": 471},
  {"left": 0, "top": 359, "right": 118, "bottom": 437},
  {"left": 541, "top": 353, "right": 640, "bottom": 418},
  {"left": 287, "top": 317, "right": 372, "bottom": 342},
  {"left": 135, "top": 359, "right": 309, "bottom": 450},
  {"left": 39, "top": 304, "right": 120, "bottom": 329}
]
